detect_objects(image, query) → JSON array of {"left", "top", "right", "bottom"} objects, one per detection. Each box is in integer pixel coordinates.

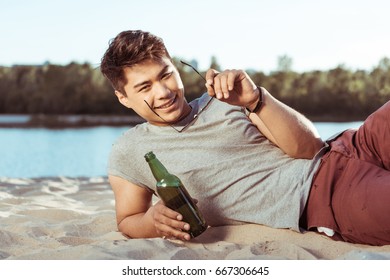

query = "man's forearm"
[
  {"left": 252, "top": 87, "right": 324, "bottom": 159},
  {"left": 117, "top": 210, "right": 159, "bottom": 238}
]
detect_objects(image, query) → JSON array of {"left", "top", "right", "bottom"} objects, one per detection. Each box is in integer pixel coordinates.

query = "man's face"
[{"left": 116, "top": 57, "right": 191, "bottom": 126}]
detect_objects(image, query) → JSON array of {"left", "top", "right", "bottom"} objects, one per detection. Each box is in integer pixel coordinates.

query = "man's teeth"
[{"left": 156, "top": 98, "right": 175, "bottom": 109}]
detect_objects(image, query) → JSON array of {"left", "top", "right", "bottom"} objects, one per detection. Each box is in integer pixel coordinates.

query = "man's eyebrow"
[
  {"left": 133, "top": 80, "right": 150, "bottom": 89},
  {"left": 133, "top": 65, "right": 170, "bottom": 89}
]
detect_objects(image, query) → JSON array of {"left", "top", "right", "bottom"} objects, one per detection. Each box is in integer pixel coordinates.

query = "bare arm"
[
  {"left": 205, "top": 69, "right": 324, "bottom": 159},
  {"left": 248, "top": 87, "right": 324, "bottom": 159},
  {"left": 109, "top": 175, "right": 191, "bottom": 240}
]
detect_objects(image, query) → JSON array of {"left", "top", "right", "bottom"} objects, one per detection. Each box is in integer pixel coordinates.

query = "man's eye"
[
  {"left": 139, "top": 85, "right": 150, "bottom": 92},
  {"left": 162, "top": 72, "right": 173, "bottom": 79}
]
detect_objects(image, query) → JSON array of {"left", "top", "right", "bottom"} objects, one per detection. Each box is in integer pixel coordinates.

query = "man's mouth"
[{"left": 154, "top": 96, "right": 176, "bottom": 110}]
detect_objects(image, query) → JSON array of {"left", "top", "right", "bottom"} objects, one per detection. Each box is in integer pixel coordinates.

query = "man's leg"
[
  {"left": 354, "top": 101, "right": 390, "bottom": 170},
  {"left": 331, "top": 101, "right": 390, "bottom": 245},
  {"left": 331, "top": 157, "right": 390, "bottom": 245},
  {"left": 303, "top": 101, "right": 390, "bottom": 245}
]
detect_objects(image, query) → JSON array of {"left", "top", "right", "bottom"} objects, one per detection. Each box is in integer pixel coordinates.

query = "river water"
[{"left": 0, "top": 122, "right": 362, "bottom": 178}]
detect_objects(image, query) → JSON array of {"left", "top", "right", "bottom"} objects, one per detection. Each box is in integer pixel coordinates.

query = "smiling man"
[
  {"left": 116, "top": 58, "right": 191, "bottom": 127},
  {"left": 100, "top": 30, "right": 390, "bottom": 246}
]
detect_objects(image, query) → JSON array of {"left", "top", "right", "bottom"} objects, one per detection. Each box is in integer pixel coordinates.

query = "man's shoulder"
[
  {"left": 112, "top": 123, "right": 148, "bottom": 148},
  {"left": 109, "top": 124, "right": 150, "bottom": 168}
]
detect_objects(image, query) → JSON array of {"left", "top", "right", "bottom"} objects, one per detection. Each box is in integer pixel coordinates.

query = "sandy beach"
[{"left": 1, "top": 176, "right": 389, "bottom": 260}]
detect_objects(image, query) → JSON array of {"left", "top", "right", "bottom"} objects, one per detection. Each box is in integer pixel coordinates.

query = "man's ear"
[{"left": 115, "top": 90, "right": 131, "bottom": 108}]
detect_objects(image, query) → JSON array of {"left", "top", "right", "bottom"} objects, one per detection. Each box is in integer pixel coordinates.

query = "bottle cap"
[{"left": 144, "top": 151, "right": 156, "bottom": 161}]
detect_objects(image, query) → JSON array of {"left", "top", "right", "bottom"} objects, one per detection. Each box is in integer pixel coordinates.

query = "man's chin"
[{"left": 148, "top": 112, "right": 181, "bottom": 126}]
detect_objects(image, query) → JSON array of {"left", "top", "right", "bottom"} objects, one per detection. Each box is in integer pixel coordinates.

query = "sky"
[{"left": 1, "top": 0, "right": 390, "bottom": 73}]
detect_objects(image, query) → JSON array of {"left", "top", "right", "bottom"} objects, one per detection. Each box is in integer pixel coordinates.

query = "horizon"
[{"left": 2, "top": 56, "right": 388, "bottom": 75}]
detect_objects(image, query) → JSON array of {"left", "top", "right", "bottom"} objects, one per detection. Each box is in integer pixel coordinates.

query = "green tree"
[{"left": 1, "top": 57, "right": 389, "bottom": 122}]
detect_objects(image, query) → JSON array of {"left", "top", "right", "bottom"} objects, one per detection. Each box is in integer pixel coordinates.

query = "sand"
[{"left": 1, "top": 176, "right": 389, "bottom": 260}]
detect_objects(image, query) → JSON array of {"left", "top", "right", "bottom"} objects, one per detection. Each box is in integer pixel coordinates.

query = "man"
[{"left": 100, "top": 30, "right": 390, "bottom": 246}]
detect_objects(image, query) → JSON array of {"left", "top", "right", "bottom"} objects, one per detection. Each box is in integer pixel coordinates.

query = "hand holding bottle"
[
  {"left": 151, "top": 200, "right": 192, "bottom": 241},
  {"left": 145, "top": 151, "right": 208, "bottom": 240}
]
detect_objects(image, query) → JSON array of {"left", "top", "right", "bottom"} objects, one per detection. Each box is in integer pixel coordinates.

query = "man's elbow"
[
  {"left": 117, "top": 219, "right": 130, "bottom": 237},
  {"left": 289, "top": 138, "right": 325, "bottom": 159}
]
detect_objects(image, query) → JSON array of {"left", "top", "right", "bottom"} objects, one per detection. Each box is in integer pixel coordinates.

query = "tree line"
[{"left": 1, "top": 57, "right": 389, "bottom": 121}]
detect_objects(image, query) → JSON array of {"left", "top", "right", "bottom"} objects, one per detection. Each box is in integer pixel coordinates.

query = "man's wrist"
[{"left": 246, "top": 86, "right": 263, "bottom": 114}]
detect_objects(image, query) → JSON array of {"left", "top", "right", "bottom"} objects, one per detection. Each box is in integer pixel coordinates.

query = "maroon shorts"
[{"left": 301, "top": 101, "right": 390, "bottom": 246}]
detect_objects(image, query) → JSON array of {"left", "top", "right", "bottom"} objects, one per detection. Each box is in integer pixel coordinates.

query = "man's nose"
[{"left": 153, "top": 82, "right": 170, "bottom": 99}]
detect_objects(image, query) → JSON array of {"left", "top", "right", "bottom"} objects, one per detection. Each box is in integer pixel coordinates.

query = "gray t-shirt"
[{"left": 108, "top": 94, "right": 323, "bottom": 231}]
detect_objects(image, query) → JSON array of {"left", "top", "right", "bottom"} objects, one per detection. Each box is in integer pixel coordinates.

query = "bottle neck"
[{"left": 147, "top": 157, "right": 170, "bottom": 182}]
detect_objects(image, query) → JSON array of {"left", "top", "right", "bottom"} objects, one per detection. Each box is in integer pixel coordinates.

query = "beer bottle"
[{"left": 144, "top": 151, "right": 208, "bottom": 238}]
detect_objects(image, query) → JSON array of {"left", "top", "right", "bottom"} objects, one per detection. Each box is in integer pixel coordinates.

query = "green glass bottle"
[{"left": 144, "top": 151, "right": 208, "bottom": 238}]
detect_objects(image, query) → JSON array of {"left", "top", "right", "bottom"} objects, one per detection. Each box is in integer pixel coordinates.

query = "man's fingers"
[
  {"left": 153, "top": 202, "right": 191, "bottom": 241},
  {"left": 220, "top": 74, "right": 230, "bottom": 99},
  {"left": 155, "top": 201, "right": 180, "bottom": 219},
  {"left": 205, "top": 82, "right": 215, "bottom": 98},
  {"left": 156, "top": 222, "right": 191, "bottom": 241},
  {"left": 206, "top": 69, "right": 244, "bottom": 100},
  {"left": 205, "top": 69, "right": 219, "bottom": 98},
  {"left": 213, "top": 76, "right": 223, "bottom": 99},
  {"left": 227, "top": 71, "right": 237, "bottom": 91},
  {"left": 205, "top": 68, "right": 219, "bottom": 86}
]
